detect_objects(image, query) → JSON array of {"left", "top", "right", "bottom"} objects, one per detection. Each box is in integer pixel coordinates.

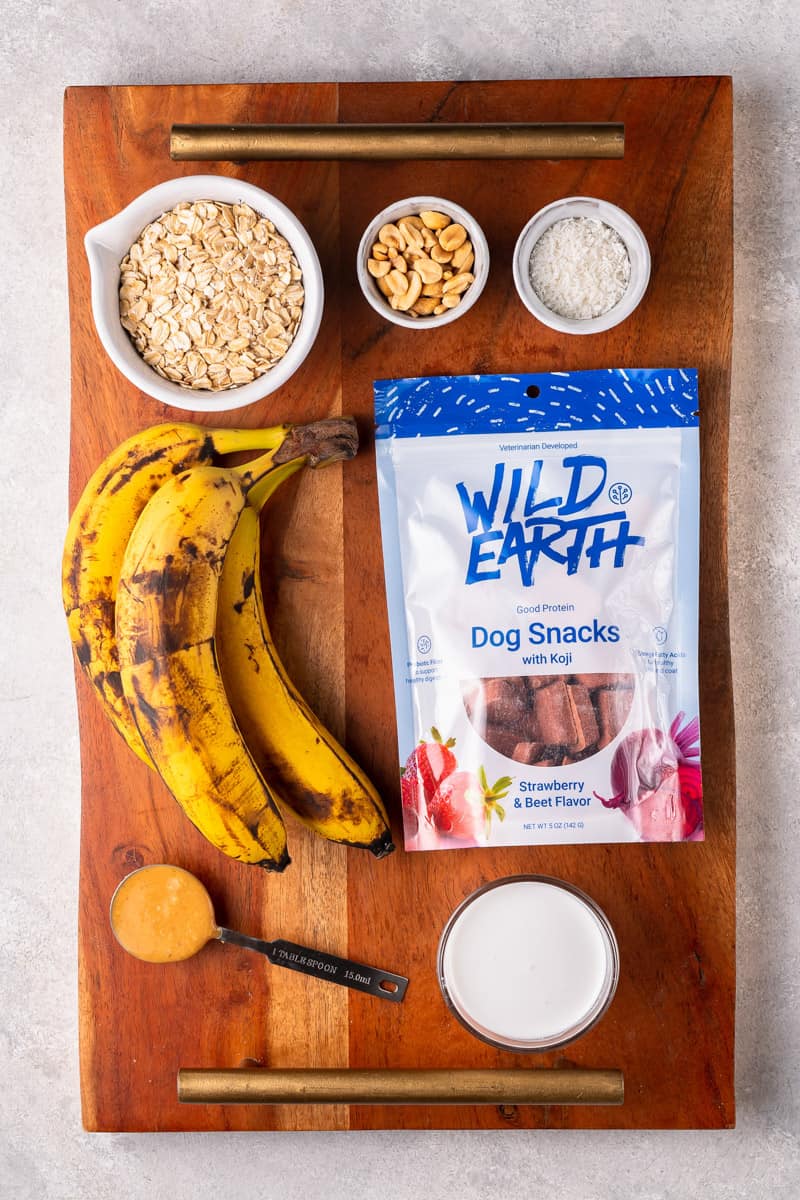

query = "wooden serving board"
[{"left": 64, "top": 77, "right": 734, "bottom": 1132}]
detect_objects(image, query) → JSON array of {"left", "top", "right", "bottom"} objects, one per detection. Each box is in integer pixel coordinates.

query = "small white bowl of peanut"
[{"left": 356, "top": 196, "right": 489, "bottom": 329}]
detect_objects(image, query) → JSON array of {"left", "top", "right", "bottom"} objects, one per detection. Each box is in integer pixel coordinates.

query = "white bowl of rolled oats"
[{"left": 85, "top": 175, "right": 323, "bottom": 411}]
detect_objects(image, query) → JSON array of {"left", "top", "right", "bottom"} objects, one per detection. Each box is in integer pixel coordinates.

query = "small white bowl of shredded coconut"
[{"left": 512, "top": 197, "right": 650, "bottom": 335}]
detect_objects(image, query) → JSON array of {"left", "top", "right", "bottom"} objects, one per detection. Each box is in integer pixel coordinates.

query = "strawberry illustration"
[
  {"left": 428, "top": 766, "right": 512, "bottom": 843},
  {"left": 401, "top": 727, "right": 457, "bottom": 816}
]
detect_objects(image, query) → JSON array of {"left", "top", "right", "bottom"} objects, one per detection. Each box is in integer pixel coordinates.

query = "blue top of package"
[{"left": 374, "top": 369, "right": 699, "bottom": 438}]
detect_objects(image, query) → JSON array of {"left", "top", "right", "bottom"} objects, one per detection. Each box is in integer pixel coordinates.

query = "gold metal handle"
[
  {"left": 178, "top": 1067, "right": 624, "bottom": 1106},
  {"left": 170, "top": 123, "right": 624, "bottom": 162}
]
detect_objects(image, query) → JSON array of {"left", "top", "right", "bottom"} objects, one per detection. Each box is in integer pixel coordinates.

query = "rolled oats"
[{"left": 119, "top": 200, "right": 304, "bottom": 390}]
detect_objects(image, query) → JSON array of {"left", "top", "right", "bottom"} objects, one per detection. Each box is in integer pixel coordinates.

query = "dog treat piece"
[
  {"left": 481, "top": 677, "right": 529, "bottom": 725},
  {"left": 462, "top": 677, "right": 529, "bottom": 732},
  {"left": 595, "top": 684, "right": 634, "bottom": 748},
  {"left": 565, "top": 683, "right": 599, "bottom": 753},
  {"left": 512, "top": 741, "right": 544, "bottom": 765},
  {"left": 534, "top": 679, "right": 578, "bottom": 746},
  {"left": 488, "top": 725, "right": 528, "bottom": 759},
  {"left": 461, "top": 672, "right": 635, "bottom": 765},
  {"left": 572, "top": 673, "right": 621, "bottom": 689}
]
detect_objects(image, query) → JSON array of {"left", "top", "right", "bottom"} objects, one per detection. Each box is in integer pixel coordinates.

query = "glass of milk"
[{"left": 437, "top": 876, "right": 619, "bottom": 1051}]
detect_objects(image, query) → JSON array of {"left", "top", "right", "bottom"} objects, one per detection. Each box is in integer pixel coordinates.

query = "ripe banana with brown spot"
[
  {"left": 215, "top": 462, "right": 394, "bottom": 858},
  {"left": 62, "top": 419, "right": 326, "bottom": 766},
  {"left": 113, "top": 418, "right": 360, "bottom": 869},
  {"left": 115, "top": 457, "right": 290, "bottom": 869}
]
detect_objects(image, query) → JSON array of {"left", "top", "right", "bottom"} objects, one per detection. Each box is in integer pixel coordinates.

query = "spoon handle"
[{"left": 217, "top": 929, "right": 408, "bottom": 1003}]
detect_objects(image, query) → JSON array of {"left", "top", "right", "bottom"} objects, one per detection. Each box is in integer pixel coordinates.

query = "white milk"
[{"left": 440, "top": 879, "right": 616, "bottom": 1047}]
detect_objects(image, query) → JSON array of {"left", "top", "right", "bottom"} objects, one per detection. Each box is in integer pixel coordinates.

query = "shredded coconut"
[{"left": 528, "top": 217, "right": 631, "bottom": 320}]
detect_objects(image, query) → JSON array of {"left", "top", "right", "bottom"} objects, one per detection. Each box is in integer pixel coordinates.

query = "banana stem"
[
  {"left": 211, "top": 425, "right": 293, "bottom": 455},
  {"left": 235, "top": 417, "right": 359, "bottom": 498},
  {"left": 246, "top": 458, "right": 306, "bottom": 510},
  {"left": 234, "top": 446, "right": 292, "bottom": 495},
  {"left": 271, "top": 417, "right": 359, "bottom": 468}
]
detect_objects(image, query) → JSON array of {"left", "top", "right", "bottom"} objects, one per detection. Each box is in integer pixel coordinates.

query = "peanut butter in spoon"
[{"left": 110, "top": 864, "right": 218, "bottom": 963}]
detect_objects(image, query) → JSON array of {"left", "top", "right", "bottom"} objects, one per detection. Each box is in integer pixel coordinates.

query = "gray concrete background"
[{"left": 1, "top": 1, "right": 798, "bottom": 1196}]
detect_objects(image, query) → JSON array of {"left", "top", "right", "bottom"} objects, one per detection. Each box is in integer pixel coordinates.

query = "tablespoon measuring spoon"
[{"left": 110, "top": 864, "right": 408, "bottom": 1002}]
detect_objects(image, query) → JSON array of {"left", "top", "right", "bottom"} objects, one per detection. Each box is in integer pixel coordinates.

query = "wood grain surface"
[{"left": 64, "top": 77, "right": 734, "bottom": 1132}]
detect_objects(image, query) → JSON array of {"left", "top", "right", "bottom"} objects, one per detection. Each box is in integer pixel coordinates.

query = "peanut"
[
  {"left": 385, "top": 269, "right": 409, "bottom": 296},
  {"left": 438, "top": 223, "right": 467, "bottom": 252},
  {"left": 420, "top": 210, "right": 451, "bottom": 230},
  {"left": 442, "top": 271, "right": 475, "bottom": 295},
  {"left": 411, "top": 296, "right": 440, "bottom": 315},
  {"left": 414, "top": 256, "right": 443, "bottom": 285},
  {"left": 378, "top": 223, "right": 405, "bottom": 252},
  {"left": 451, "top": 240, "right": 473, "bottom": 270},
  {"left": 367, "top": 208, "right": 478, "bottom": 319},
  {"left": 398, "top": 219, "right": 424, "bottom": 250},
  {"left": 393, "top": 270, "right": 422, "bottom": 311}
]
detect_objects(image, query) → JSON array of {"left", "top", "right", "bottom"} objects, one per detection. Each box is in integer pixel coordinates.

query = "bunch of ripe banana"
[{"left": 62, "top": 418, "right": 393, "bottom": 870}]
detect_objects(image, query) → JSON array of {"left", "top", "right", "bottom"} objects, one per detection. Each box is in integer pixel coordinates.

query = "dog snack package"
[{"left": 374, "top": 369, "right": 703, "bottom": 850}]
